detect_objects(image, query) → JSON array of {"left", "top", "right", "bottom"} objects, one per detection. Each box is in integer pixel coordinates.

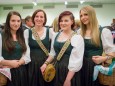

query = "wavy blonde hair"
[{"left": 80, "top": 6, "right": 100, "bottom": 47}]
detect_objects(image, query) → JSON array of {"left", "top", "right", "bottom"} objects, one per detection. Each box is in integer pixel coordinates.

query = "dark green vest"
[
  {"left": 84, "top": 27, "right": 103, "bottom": 58},
  {"left": 29, "top": 27, "right": 50, "bottom": 53},
  {"left": 2, "top": 33, "right": 23, "bottom": 60},
  {"left": 54, "top": 32, "right": 73, "bottom": 56}
]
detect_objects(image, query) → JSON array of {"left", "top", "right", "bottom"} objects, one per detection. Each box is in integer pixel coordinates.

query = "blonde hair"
[
  {"left": 74, "top": 19, "right": 81, "bottom": 29},
  {"left": 51, "top": 17, "right": 59, "bottom": 32},
  {"left": 80, "top": 5, "right": 100, "bottom": 47}
]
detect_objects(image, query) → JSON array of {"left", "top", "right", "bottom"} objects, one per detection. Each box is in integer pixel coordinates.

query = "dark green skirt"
[
  {"left": 6, "top": 65, "right": 28, "bottom": 86},
  {"left": 27, "top": 50, "right": 53, "bottom": 86},
  {"left": 52, "top": 54, "right": 81, "bottom": 86}
]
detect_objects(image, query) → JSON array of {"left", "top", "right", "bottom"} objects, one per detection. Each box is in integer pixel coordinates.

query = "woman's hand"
[
  {"left": 92, "top": 56, "right": 107, "bottom": 64},
  {"left": 18, "top": 59, "right": 25, "bottom": 65},
  {"left": 40, "top": 63, "right": 47, "bottom": 75},
  {"left": 0, "top": 60, "right": 20, "bottom": 68},
  {"left": 63, "top": 79, "right": 71, "bottom": 86},
  {"left": 9, "top": 60, "right": 20, "bottom": 68}
]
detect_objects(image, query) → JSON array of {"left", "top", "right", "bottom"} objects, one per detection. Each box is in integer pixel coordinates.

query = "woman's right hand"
[
  {"left": 9, "top": 60, "right": 20, "bottom": 68},
  {"left": 40, "top": 63, "right": 47, "bottom": 75},
  {"left": 92, "top": 56, "right": 107, "bottom": 64},
  {"left": 0, "top": 60, "right": 20, "bottom": 68}
]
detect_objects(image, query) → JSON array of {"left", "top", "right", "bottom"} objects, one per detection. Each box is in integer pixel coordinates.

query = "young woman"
[
  {"left": 78, "top": 6, "right": 115, "bottom": 86},
  {"left": 25, "top": 9, "right": 54, "bottom": 86},
  {"left": 0, "top": 11, "right": 30, "bottom": 86},
  {"left": 41, "top": 11, "right": 84, "bottom": 86}
]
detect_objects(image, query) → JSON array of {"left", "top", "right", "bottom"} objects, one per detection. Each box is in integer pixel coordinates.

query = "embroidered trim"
[{"left": 32, "top": 28, "right": 49, "bottom": 56}]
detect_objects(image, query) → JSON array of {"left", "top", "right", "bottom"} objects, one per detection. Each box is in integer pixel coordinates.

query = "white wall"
[{"left": 0, "top": 4, "right": 115, "bottom": 27}]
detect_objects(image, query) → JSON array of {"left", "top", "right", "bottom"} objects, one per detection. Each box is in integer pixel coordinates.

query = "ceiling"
[{"left": 0, "top": 0, "right": 115, "bottom": 5}]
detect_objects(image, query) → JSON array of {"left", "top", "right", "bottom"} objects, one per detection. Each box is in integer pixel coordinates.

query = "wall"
[{"left": 0, "top": 3, "right": 115, "bottom": 26}]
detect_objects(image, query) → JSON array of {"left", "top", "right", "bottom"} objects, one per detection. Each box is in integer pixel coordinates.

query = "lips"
[
  {"left": 36, "top": 20, "right": 43, "bottom": 24},
  {"left": 82, "top": 19, "right": 88, "bottom": 24},
  {"left": 13, "top": 25, "right": 19, "bottom": 28}
]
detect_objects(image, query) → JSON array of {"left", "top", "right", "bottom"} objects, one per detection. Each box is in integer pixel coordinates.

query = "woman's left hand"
[
  {"left": 63, "top": 79, "right": 71, "bottom": 86},
  {"left": 18, "top": 59, "right": 25, "bottom": 66},
  {"left": 92, "top": 56, "right": 106, "bottom": 64},
  {"left": 40, "top": 64, "right": 47, "bottom": 75}
]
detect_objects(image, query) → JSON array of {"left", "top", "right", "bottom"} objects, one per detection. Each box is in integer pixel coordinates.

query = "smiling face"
[
  {"left": 59, "top": 15, "right": 73, "bottom": 31},
  {"left": 10, "top": 15, "right": 21, "bottom": 32},
  {"left": 58, "top": 11, "right": 75, "bottom": 31},
  {"left": 32, "top": 10, "right": 47, "bottom": 26},
  {"left": 80, "top": 10, "right": 90, "bottom": 25},
  {"left": 34, "top": 11, "right": 45, "bottom": 27}
]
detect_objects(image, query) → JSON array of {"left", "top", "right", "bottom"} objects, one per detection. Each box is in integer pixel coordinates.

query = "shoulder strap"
[
  {"left": 56, "top": 32, "right": 76, "bottom": 61},
  {"left": 31, "top": 28, "right": 49, "bottom": 56}
]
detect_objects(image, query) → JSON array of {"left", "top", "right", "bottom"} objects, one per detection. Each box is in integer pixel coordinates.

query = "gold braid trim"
[
  {"left": 32, "top": 28, "right": 49, "bottom": 56},
  {"left": 56, "top": 32, "right": 76, "bottom": 61}
]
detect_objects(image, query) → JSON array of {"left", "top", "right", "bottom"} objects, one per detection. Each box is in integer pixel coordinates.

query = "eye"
[
  {"left": 40, "top": 16, "right": 44, "bottom": 18},
  {"left": 65, "top": 19, "right": 69, "bottom": 22},
  {"left": 35, "top": 15, "right": 38, "bottom": 18},
  {"left": 60, "top": 19, "right": 63, "bottom": 22},
  {"left": 11, "top": 20, "right": 15, "bottom": 22},
  {"left": 84, "top": 13, "right": 88, "bottom": 16},
  {"left": 80, "top": 15, "right": 82, "bottom": 18},
  {"left": 17, "top": 20, "right": 21, "bottom": 22}
]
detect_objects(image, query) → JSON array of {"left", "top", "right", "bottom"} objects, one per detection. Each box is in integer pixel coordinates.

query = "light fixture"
[
  {"left": 32, "top": 0, "right": 37, "bottom": 6},
  {"left": 80, "top": 0, "right": 85, "bottom": 4},
  {"left": 64, "top": 1, "right": 68, "bottom": 5}
]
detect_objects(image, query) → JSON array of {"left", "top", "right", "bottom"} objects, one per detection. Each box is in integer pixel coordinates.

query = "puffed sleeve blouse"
[
  {"left": 101, "top": 28, "right": 115, "bottom": 53},
  {"left": 77, "top": 28, "right": 115, "bottom": 54},
  {"left": 22, "top": 29, "right": 31, "bottom": 64},
  {"left": 49, "top": 32, "right": 84, "bottom": 72}
]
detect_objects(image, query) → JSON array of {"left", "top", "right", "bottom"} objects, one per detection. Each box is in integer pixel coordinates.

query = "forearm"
[
  {"left": 65, "top": 71, "right": 75, "bottom": 81},
  {"left": 44, "top": 55, "right": 54, "bottom": 64},
  {"left": 1, "top": 60, "right": 12, "bottom": 66}
]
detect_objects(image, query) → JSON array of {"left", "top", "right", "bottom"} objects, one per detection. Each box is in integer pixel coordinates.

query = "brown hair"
[
  {"left": 3, "top": 11, "right": 27, "bottom": 52},
  {"left": 32, "top": 9, "right": 47, "bottom": 26},
  {"left": 58, "top": 11, "right": 75, "bottom": 30},
  {"left": 25, "top": 16, "right": 32, "bottom": 22}
]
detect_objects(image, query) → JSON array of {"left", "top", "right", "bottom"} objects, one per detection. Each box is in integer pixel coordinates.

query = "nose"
[
  {"left": 15, "top": 21, "right": 19, "bottom": 25},
  {"left": 14, "top": 21, "right": 20, "bottom": 27},
  {"left": 37, "top": 17, "right": 41, "bottom": 20}
]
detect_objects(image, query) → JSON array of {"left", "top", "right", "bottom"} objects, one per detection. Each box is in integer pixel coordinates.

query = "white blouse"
[
  {"left": 77, "top": 28, "right": 115, "bottom": 54},
  {"left": 49, "top": 32, "right": 84, "bottom": 72},
  {"left": 25, "top": 27, "right": 54, "bottom": 40},
  {"left": 0, "top": 31, "right": 31, "bottom": 64}
]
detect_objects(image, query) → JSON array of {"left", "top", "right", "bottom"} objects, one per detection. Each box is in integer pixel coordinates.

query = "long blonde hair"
[
  {"left": 80, "top": 6, "right": 100, "bottom": 47},
  {"left": 51, "top": 17, "right": 59, "bottom": 32}
]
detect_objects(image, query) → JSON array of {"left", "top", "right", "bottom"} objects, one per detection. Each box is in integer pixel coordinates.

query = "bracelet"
[
  {"left": 106, "top": 56, "right": 111, "bottom": 60},
  {"left": 44, "top": 61, "right": 49, "bottom": 65}
]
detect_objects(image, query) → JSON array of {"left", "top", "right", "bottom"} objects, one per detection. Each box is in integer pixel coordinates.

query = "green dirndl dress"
[
  {"left": 81, "top": 27, "right": 103, "bottom": 86},
  {"left": 2, "top": 35, "right": 28, "bottom": 86},
  {"left": 52, "top": 32, "right": 81, "bottom": 86},
  {"left": 27, "top": 28, "right": 52, "bottom": 86}
]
